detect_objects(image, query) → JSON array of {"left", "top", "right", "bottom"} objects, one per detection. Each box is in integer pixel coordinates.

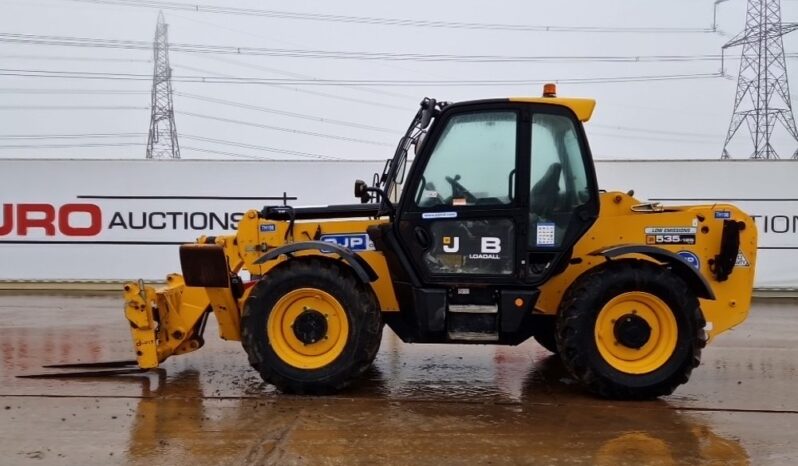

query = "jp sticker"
[
  {"left": 260, "top": 224, "right": 276, "bottom": 232},
  {"left": 536, "top": 222, "right": 556, "bottom": 247},
  {"left": 715, "top": 211, "right": 732, "bottom": 220},
  {"left": 320, "top": 234, "right": 374, "bottom": 251}
]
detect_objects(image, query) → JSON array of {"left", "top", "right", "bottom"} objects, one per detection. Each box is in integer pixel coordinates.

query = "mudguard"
[
  {"left": 590, "top": 244, "right": 715, "bottom": 300},
  {"left": 254, "top": 240, "right": 378, "bottom": 283}
]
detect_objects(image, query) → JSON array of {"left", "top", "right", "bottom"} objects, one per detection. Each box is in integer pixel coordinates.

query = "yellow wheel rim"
[
  {"left": 267, "top": 288, "right": 349, "bottom": 370},
  {"left": 594, "top": 292, "right": 678, "bottom": 375}
]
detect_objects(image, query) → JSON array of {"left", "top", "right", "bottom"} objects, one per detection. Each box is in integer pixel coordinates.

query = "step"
[
  {"left": 448, "top": 304, "right": 498, "bottom": 314},
  {"left": 447, "top": 331, "right": 499, "bottom": 342}
]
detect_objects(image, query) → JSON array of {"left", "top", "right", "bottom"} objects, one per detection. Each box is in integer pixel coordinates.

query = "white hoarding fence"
[
  {"left": 0, "top": 159, "right": 385, "bottom": 281},
  {"left": 0, "top": 158, "right": 795, "bottom": 288}
]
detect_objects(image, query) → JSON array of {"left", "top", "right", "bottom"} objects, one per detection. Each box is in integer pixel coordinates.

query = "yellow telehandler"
[{"left": 34, "top": 85, "right": 759, "bottom": 399}]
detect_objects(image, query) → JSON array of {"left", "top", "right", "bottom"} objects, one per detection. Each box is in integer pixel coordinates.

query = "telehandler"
[{"left": 41, "top": 85, "right": 759, "bottom": 399}]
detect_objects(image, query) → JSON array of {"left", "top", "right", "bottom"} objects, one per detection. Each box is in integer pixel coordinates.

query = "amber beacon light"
[{"left": 542, "top": 83, "right": 557, "bottom": 97}]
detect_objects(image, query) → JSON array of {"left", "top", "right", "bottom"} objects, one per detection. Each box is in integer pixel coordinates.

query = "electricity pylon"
[
  {"left": 146, "top": 12, "right": 180, "bottom": 160},
  {"left": 721, "top": 0, "right": 798, "bottom": 159}
]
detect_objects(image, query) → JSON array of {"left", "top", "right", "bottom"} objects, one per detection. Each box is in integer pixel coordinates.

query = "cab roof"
[
  {"left": 509, "top": 97, "right": 596, "bottom": 122},
  {"left": 440, "top": 96, "right": 596, "bottom": 123}
]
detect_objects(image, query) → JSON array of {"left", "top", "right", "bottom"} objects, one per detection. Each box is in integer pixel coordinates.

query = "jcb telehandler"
[{"left": 58, "top": 85, "right": 761, "bottom": 398}]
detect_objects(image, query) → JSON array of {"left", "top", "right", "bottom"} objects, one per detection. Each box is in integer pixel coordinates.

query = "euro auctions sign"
[
  {"left": 0, "top": 200, "right": 263, "bottom": 241},
  {"left": 0, "top": 159, "right": 385, "bottom": 280},
  {"left": 0, "top": 188, "right": 292, "bottom": 244},
  {"left": 0, "top": 203, "right": 102, "bottom": 237}
]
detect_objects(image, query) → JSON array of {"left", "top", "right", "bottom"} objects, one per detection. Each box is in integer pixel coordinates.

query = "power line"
[
  {"left": 0, "top": 104, "right": 148, "bottom": 110},
  {"left": 0, "top": 132, "right": 145, "bottom": 139},
  {"left": 194, "top": 45, "right": 414, "bottom": 100},
  {"left": 0, "top": 33, "right": 743, "bottom": 64},
  {"left": 175, "top": 92, "right": 396, "bottom": 133},
  {"left": 0, "top": 132, "right": 348, "bottom": 159},
  {"left": 0, "top": 53, "right": 150, "bottom": 63},
  {"left": 67, "top": 0, "right": 716, "bottom": 34},
  {"left": 0, "top": 67, "right": 724, "bottom": 86},
  {"left": 589, "top": 131, "right": 719, "bottom": 144},
  {"left": 180, "top": 136, "right": 341, "bottom": 160},
  {"left": 0, "top": 88, "right": 148, "bottom": 95},
  {"left": 171, "top": 63, "right": 409, "bottom": 111},
  {"left": 179, "top": 111, "right": 392, "bottom": 147},
  {"left": 0, "top": 142, "right": 142, "bottom": 149},
  {"left": 181, "top": 145, "right": 273, "bottom": 160},
  {"left": 591, "top": 124, "right": 718, "bottom": 139}
]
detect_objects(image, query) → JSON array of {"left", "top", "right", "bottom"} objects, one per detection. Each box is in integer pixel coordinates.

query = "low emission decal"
[{"left": 644, "top": 226, "right": 697, "bottom": 245}]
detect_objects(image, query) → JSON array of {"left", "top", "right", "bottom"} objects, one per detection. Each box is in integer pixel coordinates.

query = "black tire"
[
  {"left": 241, "top": 258, "right": 382, "bottom": 395},
  {"left": 532, "top": 316, "right": 559, "bottom": 354},
  {"left": 556, "top": 260, "right": 706, "bottom": 399}
]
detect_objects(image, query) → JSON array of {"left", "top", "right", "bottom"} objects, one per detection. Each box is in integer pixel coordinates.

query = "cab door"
[
  {"left": 395, "top": 104, "right": 529, "bottom": 285},
  {"left": 525, "top": 110, "right": 599, "bottom": 282}
]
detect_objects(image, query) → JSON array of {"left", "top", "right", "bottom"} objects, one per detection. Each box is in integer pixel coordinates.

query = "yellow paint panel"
[
  {"left": 536, "top": 192, "right": 758, "bottom": 340},
  {"left": 509, "top": 97, "right": 597, "bottom": 122}
]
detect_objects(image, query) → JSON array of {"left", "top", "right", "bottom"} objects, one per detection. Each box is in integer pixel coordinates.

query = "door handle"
[
  {"left": 414, "top": 226, "right": 431, "bottom": 248},
  {"left": 508, "top": 169, "right": 516, "bottom": 202}
]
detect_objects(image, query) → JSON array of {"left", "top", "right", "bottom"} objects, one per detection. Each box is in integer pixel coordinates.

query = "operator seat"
[{"left": 530, "top": 162, "right": 562, "bottom": 218}]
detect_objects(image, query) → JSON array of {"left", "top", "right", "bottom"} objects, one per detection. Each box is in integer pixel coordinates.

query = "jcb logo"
[
  {"left": 443, "top": 236, "right": 460, "bottom": 253},
  {"left": 442, "top": 236, "right": 501, "bottom": 254}
]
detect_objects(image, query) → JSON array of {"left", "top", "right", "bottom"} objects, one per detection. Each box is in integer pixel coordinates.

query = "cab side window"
[
  {"left": 528, "top": 114, "right": 590, "bottom": 248},
  {"left": 415, "top": 111, "right": 517, "bottom": 208}
]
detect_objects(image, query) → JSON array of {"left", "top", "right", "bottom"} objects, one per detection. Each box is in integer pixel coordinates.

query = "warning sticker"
[
  {"left": 536, "top": 222, "right": 556, "bottom": 247},
  {"left": 735, "top": 250, "right": 750, "bottom": 267}
]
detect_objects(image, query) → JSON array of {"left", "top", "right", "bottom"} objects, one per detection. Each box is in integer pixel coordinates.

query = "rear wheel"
[
  {"left": 556, "top": 260, "right": 706, "bottom": 399},
  {"left": 241, "top": 258, "right": 382, "bottom": 394}
]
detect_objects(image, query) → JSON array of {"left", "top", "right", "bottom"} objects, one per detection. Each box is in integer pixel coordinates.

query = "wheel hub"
[
  {"left": 292, "top": 309, "right": 328, "bottom": 345},
  {"left": 613, "top": 313, "right": 652, "bottom": 349}
]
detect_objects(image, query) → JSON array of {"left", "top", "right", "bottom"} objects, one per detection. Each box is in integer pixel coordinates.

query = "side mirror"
[
  {"left": 419, "top": 98, "right": 437, "bottom": 129},
  {"left": 354, "top": 179, "right": 370, "bottom": 203}
]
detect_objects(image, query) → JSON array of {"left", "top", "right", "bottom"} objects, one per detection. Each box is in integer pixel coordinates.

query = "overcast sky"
[{"left": 2, "top": 0, "right": 798, "bottom": 160}]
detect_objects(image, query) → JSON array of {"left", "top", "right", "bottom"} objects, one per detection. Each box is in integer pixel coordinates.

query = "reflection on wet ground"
[{"left": 1, "top": 294, "right": 796, "bottom": 464}]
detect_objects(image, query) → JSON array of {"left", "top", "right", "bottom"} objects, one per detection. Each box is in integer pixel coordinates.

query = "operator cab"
[{"left": 368, "top": 85, "right": 600, "bottom": 343}]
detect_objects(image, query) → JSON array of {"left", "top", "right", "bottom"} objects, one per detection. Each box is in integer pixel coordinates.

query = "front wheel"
[
  {"left": 556, "top": 260, "right": 706, "bottom": 399},
  {"left": 241, "top": 258, "right": 382, "bottom": 394}
]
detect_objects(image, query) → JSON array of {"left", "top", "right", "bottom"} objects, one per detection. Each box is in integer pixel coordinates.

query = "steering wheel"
[{"left": 445, "top": 175, "right": 478, "bottom": 205}]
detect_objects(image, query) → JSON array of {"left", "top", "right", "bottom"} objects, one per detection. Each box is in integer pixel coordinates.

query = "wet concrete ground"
[{"left": 1, "top": 294, "right": 797, "bottom": 465}]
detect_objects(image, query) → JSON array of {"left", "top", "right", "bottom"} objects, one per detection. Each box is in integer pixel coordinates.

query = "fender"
[
  {"left": 590, "top": 244, "right": 715, "bottom": 300},
  {"left": 254, "top": 240, "right": 378, "bottom": 283}
]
